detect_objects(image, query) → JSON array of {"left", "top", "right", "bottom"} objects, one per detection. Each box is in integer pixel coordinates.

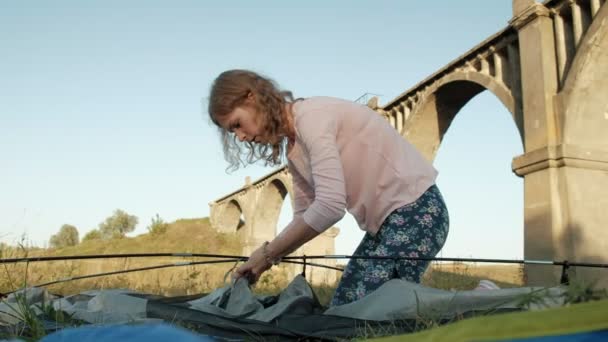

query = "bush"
[
  {"left": 147, "top": 214, "right": 169, "bottom": 235},
  {"left": 49, "top": 224, "right": 79, "bottom": 248},
  {"left": 98, "top": 209, "right": 138, "bottom": 239},
  {"left": 82, "top": 229, "right": 102, "bottom": 242}
]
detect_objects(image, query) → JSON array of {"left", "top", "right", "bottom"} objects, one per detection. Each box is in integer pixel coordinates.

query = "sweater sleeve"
[
  {"left": 288, "top": 160, "right": 314, "bottom": 218},
  {"left": 297, "top": 110, "right": 347, "bottom": 232}
]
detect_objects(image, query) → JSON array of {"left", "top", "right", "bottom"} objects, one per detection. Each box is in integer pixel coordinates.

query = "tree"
[
  {"left": 49, "top": 224, "right": 79, "bottom": 248},
  {"left": 147, "top": 214, "right": 169, "bottom": 235},
  {"left": 82, "top": 229, "right": 102, "bottom": 241},
  {"left": 99, "top": 209, "right": 138, "bottom": 239}
]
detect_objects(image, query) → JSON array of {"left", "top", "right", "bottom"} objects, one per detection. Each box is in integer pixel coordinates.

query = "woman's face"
[{"left": 218, "top": 104, "right": 265, "bottom": 144}]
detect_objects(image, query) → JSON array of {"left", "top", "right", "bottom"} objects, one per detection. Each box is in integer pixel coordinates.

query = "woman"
[{"left": 208, "top": 69, "right": 449, "bottom": 306}]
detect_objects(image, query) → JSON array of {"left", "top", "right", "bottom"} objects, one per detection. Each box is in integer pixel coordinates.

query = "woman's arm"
[
  {"left": 234, "top": 164, "right": 318, "bottom": 283},
  {"left": 290, "top": 162, "right": 314, "bottom": 217},
  {"left": 268, "top": 215, "right": 319, "bottom": 259},
  {"left": 235, "top": 108, "right": 346, "bottom": 283},
  {"left": 233, "top": 216, "right": 318, "bottom": 283}
]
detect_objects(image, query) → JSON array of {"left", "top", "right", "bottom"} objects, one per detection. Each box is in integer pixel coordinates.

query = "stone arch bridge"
[{"left": 210, "top": 0, "right": 608, "bottom": 286}]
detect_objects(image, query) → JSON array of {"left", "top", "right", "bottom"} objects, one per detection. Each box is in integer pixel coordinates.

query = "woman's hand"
[
  {"left": 232, "top": 217, "right": 319, "bottom": 284},
  {"left": 233, "top": 245, "right": 272, "bottom": 284}
]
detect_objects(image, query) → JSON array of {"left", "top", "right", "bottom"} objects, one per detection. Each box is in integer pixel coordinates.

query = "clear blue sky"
[{"left": 0, "top": 1, "right": 524, "bottom": 259}]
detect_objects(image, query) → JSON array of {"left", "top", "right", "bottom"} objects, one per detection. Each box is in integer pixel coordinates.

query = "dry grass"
[
  {"left": 422, "top": 262, "right": 524, "bottom": 290},
  {"left": 1, "top": 218, "right": 243, "bottom": 297},
  {"left": 2, "top": 253, "right": 523, "bottom": 303},
  {"left": 1, "top": 219, "right": 522, "bottom": 306},
  {"left": 1, "top": 218, "right": 337, "bottom": 304}
]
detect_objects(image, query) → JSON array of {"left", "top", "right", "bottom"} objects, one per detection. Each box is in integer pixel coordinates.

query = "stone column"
[
  {"left": 553, "top": 9, "right": 567, "bottom": 84},
  {"left": 510, "top": 1, "right": 563, "bottom": 286}
]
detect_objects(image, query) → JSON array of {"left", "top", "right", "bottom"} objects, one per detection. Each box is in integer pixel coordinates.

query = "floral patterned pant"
[{"left": 330, "top": 184, "right": 449, "bottom": 307}]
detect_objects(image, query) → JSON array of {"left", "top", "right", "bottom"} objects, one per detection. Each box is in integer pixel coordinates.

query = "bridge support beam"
[
  {"left": 512, "top": 0, "right": 608, "bottom": 287},
  {"left": 514, "top": 145, "right": 608, "bottom": 287},
  {"left": 511, "top": 2, "right": 564, "bottom": 286}
]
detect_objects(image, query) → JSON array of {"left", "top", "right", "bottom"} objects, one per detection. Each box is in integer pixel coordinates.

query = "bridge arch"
[
  {"left": 253, "top": 178, "right": 291, "bottom": 241},
  {"left": 220, "top": 199, "right": 246, "bottom": 233},
  {"left": 404, "top": 72, "right": 523, "bottom": 161}
]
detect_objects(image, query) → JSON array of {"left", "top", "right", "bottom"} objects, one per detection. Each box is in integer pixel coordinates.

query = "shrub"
[
  {"left": 98, "top": 209, "right": 138, "bottom": 239},
  {"left": 147, "top": 214, "right": 169, "bottom": 235},
  {"left": 82, "top": 229, "right": 102, "bottom": 242},
  {"left": 49, "top": 224, "right": 79, "bottom": 248}
]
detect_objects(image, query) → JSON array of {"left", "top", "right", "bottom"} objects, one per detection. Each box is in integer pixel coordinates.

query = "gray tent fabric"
[
  {"left": 53, "top": 289, "right": 151, "bottom": 324},
  {"left": 0, "top": 287, "right": 53, "bottom": 325},
  {"left": 187, "top": 275, "right": 323, "bottom": 323},
  {"left": 324, "top": 279, "right": 565, "bottom": 321},
  {"left": 184, "top": 275, "right": 564, "bottom": 322},
  {"left": 0, "top": 275, "right": 566, "bottom": 340},
  {"left": 0, "top": 288, "right": 158, "bottom": 327}
]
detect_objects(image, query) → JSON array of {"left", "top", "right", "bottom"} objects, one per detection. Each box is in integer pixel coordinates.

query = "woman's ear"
[{"left": 246, "top": 92, "right": 255, "bottom": 103}]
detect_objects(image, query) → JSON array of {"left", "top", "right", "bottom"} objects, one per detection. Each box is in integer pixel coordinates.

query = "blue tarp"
[
  {"left": 40, "top": 323, "right": 219, "bottom": 342},
  {"left": 498, "top": 330, "right": 608, "bottom": 342}
]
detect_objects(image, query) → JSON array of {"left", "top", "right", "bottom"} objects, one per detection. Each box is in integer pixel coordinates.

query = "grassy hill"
[
  {"left": 54, "top": 217, "right": 242, "bottom": 255},
  {"left": 1, "top": 217, "right": 245, "bottom": 296}
]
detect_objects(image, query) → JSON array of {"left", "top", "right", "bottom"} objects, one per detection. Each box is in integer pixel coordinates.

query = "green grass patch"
[{"left": 371, "top": 298, "right": 608, "bottom": 342}]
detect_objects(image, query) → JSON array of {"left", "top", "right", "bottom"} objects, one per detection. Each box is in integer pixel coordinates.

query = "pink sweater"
[{"left": 288, "top": 97, "right": 438, "bottom": 235}]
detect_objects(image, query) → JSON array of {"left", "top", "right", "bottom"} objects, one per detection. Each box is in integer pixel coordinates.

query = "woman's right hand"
[{"left": 233, "top": 245, "right": 272, "bottom": 284}]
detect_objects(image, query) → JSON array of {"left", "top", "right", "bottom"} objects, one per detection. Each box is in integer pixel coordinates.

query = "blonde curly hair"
[{"left": 208, "top": 70, "right": 296, "bottom": 172}]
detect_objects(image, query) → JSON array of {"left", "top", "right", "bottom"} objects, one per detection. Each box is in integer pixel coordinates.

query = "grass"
[
  {"left": 422, "top": 262, "right": 524, "bottom": 290},
  {"left": 371, "top": 296, "right": 608, "bottom": 342},
  {"left": 0, "top": 239, "right": 84, "bottom": 341},
  {"left": 1, "top": 218, "right": 245, "bottom": 341},
  {"left": 1, "top": 218, "right": 243, "bottom": 297},
  {"left": 1, "top": 221, "right": 605, "bottom": 341}
]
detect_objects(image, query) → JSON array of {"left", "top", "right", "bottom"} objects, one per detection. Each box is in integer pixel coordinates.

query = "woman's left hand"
[{"left": 233, "top": 245, "right": 272, "bottom": 284}]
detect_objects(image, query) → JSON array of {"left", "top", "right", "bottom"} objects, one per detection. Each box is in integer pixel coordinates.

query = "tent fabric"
[
  {"left": 324, "top": 278, "right": 564, "bottom": 321},
  {"left": 0, "top": 275, "right": 576, "bottom": 341}
]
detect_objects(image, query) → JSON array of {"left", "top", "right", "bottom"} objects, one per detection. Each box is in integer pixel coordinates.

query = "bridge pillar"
[
  {"left": 287, "top": 227, "right": 341, "bottom": 285},
  {"left": 510, "top": 2, "right": 564, "bottom": 286},
  {"left": 511, "top": 1, "right": 608, "bottom": 287}
]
